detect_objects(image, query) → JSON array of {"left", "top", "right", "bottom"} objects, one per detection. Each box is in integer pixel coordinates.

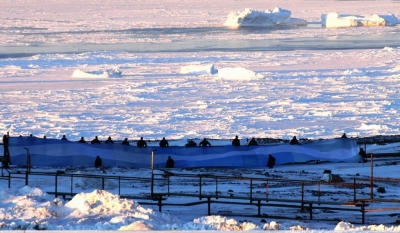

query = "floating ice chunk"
[
  {"left": 217, "top": 67, "right": 263, "bottom": 80},
  {"left": 180, "top": 64, "right": 218, "bottom": 75},
  {"left": 321, "top": 12, "right": 398, "bottom": 28},
  {"left": 358, "top": 123, "right": 388, "bottom": 130},
  {"left": 343, "top": 69, "right": 366, "bottom": 75},
  {"left": 223, "top": 7, "right": 306, "bottom": 28},
  {"left": 71, "top": 67, "right": 122, "bottom": 78}
]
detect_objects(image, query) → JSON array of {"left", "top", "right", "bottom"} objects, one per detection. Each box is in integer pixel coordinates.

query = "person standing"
[
  {"left": 105, "top": 136, "right": 114, "bottom": 144},
  {"left": 94, "top": 155, "right": 102, "bottom": 168},
  {"left": 290, "top": 136, "right": 300, "bottom": 145},
  {"left": 91, "top": 136, "right": 101, "bottom": 144},
  {"left": 78, "top": 137, "right": 86, "bottom": 143},
  {"left": 232, "top": 135, "right": 240, "bottom": 146},
  {"left": 165, "top": 156, "right": 174, "bottom": 168},
  {"left": 2, "top": 134, "right": 10, "bottom": 168},
  {"left": 267, "top": 154, "right": 276, "bottom": 168},
  {"left": 159, "top": 137, "right": 169, "bottom": 147},
  {"left": 137, "top": 137, "right": 147, "bottom": 148},
  {"left": 359, "top": 148, "right": 367, "bottom": 162},
  {"left": 122, "top": 138, "right": 130, "bottom": 145},
  {"left": 199, "top": 138, "right": 211, "bottom": 147},
  {"left": 248, "top": 138, "right": 258, "bottom": 146}
]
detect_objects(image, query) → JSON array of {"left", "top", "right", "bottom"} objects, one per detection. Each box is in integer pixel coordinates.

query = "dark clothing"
[
  {"left": 3, "top": 135, "right": 9, "bottom": 147},
  {"left": 248, "top": 138, "right": 258, "bottom": 146},
  {"left": 78, "top": 137, "right": 86, "bottom": 143},
  {"left": 359, "top": 148, "right": 367, "bottom": 162},
  {"left": 122, "top": 139, "right": 130, "bottom": 145},
  {"left": 185, "top": 140, "right": 197, "bottom": 147},
  {"left": 3, "top": 135, "right": 10, "bottom": 168},
  {"left": 267, "top": 155, "right": 276, "bottom": 168},
  {"left": 91, "top": 137, "right": 101, "bottom": 144},
  {"left": 290, "top": 137, "right": 299, "bottom": 145},
  {"left": 105, "top": 137, "right": 114, "bottom": 144},
  {"left": 137, "top": 139, "right": 147, "bottom": 148},
  {"left": 165, "top": 157, "right": 174, "bottom": 168},
  {"left": 232, "top": 138, "right": 240, "bottom": 146},
  {"left": 199, "top": 139, "right": 211, "bottom": 147},
  {"left": 94, "top": 156, "right": 102, "bottom": 168},
  {"left": 159, "top": 138, "right": 169, "bottom": 148}
]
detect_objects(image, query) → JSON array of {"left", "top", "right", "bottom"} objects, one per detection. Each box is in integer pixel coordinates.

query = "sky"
[{"left": 1, "top": 0, "right": 400, "bottom": 231}]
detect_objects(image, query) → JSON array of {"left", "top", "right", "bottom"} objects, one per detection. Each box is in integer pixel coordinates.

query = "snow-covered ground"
[
  {"left": 1, "top": 0, "right": 400, "bottom": 231},
  {"left": 2, "top": 150, "right": 400, "bottom": 231}
]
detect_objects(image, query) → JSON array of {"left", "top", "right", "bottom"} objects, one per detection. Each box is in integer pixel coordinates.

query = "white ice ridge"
[
  {"left": 223, "top": 7, "right": 307, "bottom": 28},
  {"left": 321, "top": 12, "right": 398, "bottom": 28},
  {"left": 71, "top": 67, "right": 122, "bottom": 78}
]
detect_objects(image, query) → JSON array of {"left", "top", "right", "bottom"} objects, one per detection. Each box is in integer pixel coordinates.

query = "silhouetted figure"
[
  {"left": 94, "top": 155, "right": 102, "bottom": 168},
  {"left": 105, "top": 136, "right": 114, "bottom": 144},
  {"left": 78, "top": 137, "right": 86, "bottom": 143},
  {"left": 61, "top": 135, "right": 68, "bottom": 141},
  {"left": 290, "top": 136, "right": 300, "bottom": 145},
  {"left": 159, "top": 137, "right": 169, "bottom": 148},
  {"left": 359, "top": 148, "right": 367, "bottom": 162},
  {"left": 267, "top": 154, "right": 276, "bottom": 168},
  {"left": 43, "top": 135, "right": 47, "bottom": 139},
  {"left": 3, "top": 135, "right": 10, "bottom": 168},
  {"left": 91, "top": 136, "right": 101, "bottom": 144},
  {"left": 199, "top": 138, "right": 211, "bottom": 147},
  {"left": 232, "top": 135, "right": 240, "bottom": 146},
  {"left": 137, "top": 137, "right": 147, "bottom": 148},
  {"left": 185, "top": 139, "right": 197, "bottom": 147},
  {"left": 122, "top": 138, "right": 130, "bottom": 145},
  {"left": 165, "top": 156, "right": 174, "bottom": 168},
  {"left": 248, "top": 138, "right": 258, "bottom": 146},
  {"left": 341, "top": 133, "right": 348, "bottom": 139}
]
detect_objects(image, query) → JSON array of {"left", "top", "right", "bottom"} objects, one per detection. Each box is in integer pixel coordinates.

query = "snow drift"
[
  {"left": 321, "top": 12, "right": 398, "bottom": 28},
  {"left": 223, "top": 7, "right": 307, "bottom": 28}
]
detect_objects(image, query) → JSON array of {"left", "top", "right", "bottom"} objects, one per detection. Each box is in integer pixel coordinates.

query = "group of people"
[
  {"left": 69, "top": 136, "right": 165, "bottom": 147},
  {"left": 54, "top": 134, "right": 348, "bottom": 147}
]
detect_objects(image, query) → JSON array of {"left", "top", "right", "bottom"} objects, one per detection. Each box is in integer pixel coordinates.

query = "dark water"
[{"left": 0, "top": 25, "right": 399, "bottom": 58}]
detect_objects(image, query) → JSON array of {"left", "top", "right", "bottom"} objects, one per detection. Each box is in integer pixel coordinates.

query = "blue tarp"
[{"left": 6, "top": 137, "right": 359, "bottom": 168}]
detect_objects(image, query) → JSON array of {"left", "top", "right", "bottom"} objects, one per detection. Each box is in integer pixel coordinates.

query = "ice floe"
[
  {"left": 321, "top": 12, "right": 398, "bottom": 28},
  {"left": 223, "top": 7, "right": 307, "bottom": 28}
]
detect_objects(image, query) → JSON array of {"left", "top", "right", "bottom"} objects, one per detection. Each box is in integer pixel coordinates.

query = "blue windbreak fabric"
[{"left": 6, "top": 137, "right": 359, "bottom": 168}]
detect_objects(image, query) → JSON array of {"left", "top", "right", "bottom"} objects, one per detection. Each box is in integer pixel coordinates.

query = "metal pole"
[
  {"left": 250, "top": 179, "right": 253, "bottom": 203},
  {"left": 354, "top": 177, "right": 356, "bottom": 203},
  {"left": 24, "top": 147, "right": 30, "bottom": 174},
  {"left": 370, "top": 153, "right": 373, "bottom": 199},
  {"left": 151, "top": 150, "right": 156, "bottom": 197}
]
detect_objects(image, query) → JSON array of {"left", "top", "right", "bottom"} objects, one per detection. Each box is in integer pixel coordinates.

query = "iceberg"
[
  {"left": 223, "top": 7, "right": 307, "bottom": 28},
  {"left": 321, "top": 12, "right": 398, "bottom": 28}
]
